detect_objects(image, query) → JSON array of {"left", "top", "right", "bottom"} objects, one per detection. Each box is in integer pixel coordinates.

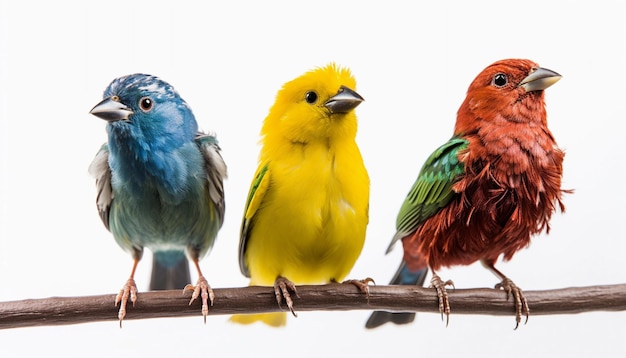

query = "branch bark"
[{"left": 1, "top": 283, "right": 625, "bottom": 329}]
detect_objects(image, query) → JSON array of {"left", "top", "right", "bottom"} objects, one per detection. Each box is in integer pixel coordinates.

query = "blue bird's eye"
[
  {"left": 492, "top": 73, "right": 508, "bottom": 87},
  {"left": 305, "top": 91, "right": 318, "bottom": 104},
  {"left": 139, "top": 97, "right": 153, "bottom": 112}
]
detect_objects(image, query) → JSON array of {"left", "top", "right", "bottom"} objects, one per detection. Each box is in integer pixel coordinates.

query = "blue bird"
[{"left": 88, "top": 74, "right": 227, "bottom": 325}]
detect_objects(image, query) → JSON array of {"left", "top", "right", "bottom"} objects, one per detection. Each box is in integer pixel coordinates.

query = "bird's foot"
[
  {"left": 340, "top": 277, "right": 375, "bottom": 299},
  {"left": 114, "top": 278, "right": 138, "bottom": 327},
  {"left": 429, "top": 274, "right": 454, "bottom": 326},
  {"left": 274, "top": 276, "right": 299, "bottom": 317},
  {"left": 184, "top": 275, "right": 215, "bottom": 323},
  {"left": 495, "top": 277, "right": 529, "bottom": 329}
]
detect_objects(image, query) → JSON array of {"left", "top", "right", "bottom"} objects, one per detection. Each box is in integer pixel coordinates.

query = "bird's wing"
[
  {"left": 238, "top": 162, "right": 271, "bottom": 277},
  {"left": 88, "top": 143, "right": 113, "bottom": 231},
  {"left": 195, "top": 132, "right": 228, "bottom": 227},
  {"left": 386, "top": 136, "right": 468, "bottom": 254}
]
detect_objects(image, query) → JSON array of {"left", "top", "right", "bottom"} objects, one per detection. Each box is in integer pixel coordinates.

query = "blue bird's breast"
[{"left": 107, "top": 142, "right": 219, "bottom": 258}]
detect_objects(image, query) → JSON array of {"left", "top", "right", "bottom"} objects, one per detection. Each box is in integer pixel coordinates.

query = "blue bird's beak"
[
  {"left": 324, "top": 85, "right": 364, "bottom": 114},
  {"left": 90, "top": 96, "right": 133, "bottom": 122}
]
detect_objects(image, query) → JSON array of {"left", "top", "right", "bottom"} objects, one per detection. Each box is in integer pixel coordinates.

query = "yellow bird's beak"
[{"left": 324, "top": 85, "right": 364, "bottom": 114}]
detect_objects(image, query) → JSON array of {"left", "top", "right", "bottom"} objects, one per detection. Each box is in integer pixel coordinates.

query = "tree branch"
[{"left": 1, "top": 283, "right": 625, "bottom": 329}]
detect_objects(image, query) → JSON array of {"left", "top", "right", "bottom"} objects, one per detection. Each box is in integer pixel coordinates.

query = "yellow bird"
[{"left": 231, "top": 63, "right": 371, "bottom": 326}]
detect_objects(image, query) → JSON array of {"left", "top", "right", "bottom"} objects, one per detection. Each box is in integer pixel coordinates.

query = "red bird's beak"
[{"left": 518, "top": 67, "right": 562, "bottom": 92}]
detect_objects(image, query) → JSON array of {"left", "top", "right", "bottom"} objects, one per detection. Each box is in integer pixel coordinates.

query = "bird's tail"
[
  {"left": 365, "top": 260, "right": 428, "bottom": 329},
  {"left": 149, "top": 251, "right": 191, "bottom": 290},
  {"left": 230, "top": 312, "right": 287, "bottom": 327}
]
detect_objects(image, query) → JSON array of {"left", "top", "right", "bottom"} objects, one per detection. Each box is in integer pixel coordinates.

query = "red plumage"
[
  {"left": 357, "top": 59, "right": 571, "bottom": 330},
  {"left": 403, "top": 59, "right": 566, "bottom": 273},
  {"left": 366, "top": 59, "right": 566, "bottom": 329}
]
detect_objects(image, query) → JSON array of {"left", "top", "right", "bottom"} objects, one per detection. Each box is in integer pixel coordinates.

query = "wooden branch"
[{"left": 1, "top": 283, "right": 625, "bottom": 329}]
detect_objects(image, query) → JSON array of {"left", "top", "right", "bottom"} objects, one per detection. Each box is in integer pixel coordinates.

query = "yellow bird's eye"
[{"left": 305, "top": 91, "right": 318, "bottom": 104}]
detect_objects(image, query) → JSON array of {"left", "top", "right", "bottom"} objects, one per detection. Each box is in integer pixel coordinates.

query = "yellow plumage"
[{"left": 230, "top": 63, "right": 370, "bottom": 326}]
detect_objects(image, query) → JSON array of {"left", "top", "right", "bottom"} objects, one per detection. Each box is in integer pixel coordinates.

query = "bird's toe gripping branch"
[
  {"left": 495, "top": 277, "right": 529, "bottom": 329},
  {"left": 429, "top": 274, "right": 454, "bottom": 326},
  {"left": 340, "top": 277, "right": 376, "bottom": 300},
  {"left": 115, "top": 278, "right": 138, "bottom": 327},
  {"left": 184, "top": 275, "right": 215, "bottom": 324},
  {"left": 274, "top": 276, "right": 299, "bottom": 317}
]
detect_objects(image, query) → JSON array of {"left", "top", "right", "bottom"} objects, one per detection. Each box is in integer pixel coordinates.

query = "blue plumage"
[
  {"left": 365, "top": 261, "right": 428, "bottom": 328},
  {"left": 89, "top": 74, "right": 227, "bottom": 324}
]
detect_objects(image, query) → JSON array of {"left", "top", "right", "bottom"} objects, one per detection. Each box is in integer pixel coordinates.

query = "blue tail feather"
[
  {"left": 149, "top": 251, "right": 191, "bottom": 290},
  {"left": 365, "top": 261, "right": 428, "bottom": 329}
]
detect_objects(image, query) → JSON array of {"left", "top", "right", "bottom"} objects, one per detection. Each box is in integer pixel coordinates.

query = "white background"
[{"left": 1, "top": 1, "right": 625, "bottom": 357}]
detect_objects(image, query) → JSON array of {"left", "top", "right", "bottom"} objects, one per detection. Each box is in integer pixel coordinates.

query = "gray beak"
[
  {"left": 324, "top": 85, "right": 364, "bottom": 114},
  {"left": 89, "top": 96, "right": 133, "bottom": 122},
  {"left": 519, "top": 67, "right": 562, "bottom": 92}
]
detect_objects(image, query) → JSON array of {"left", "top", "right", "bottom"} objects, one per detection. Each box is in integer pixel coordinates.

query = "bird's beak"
[
  {"left": 324, "top": 85, "right": 364, "bottom": 114},
  {"left": 89, "top": 96, "right": 133, "bottom": 122},
  {"left": 519, "top": 67, "right": 562, "bottom": 92}
]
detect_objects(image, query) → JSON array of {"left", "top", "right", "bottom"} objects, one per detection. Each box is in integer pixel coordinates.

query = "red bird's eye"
[
  {"left": 139, "top": 97, "right": 153, "bottom": 112},
  {"left": 492, "top": 73, "right": 508, "bottom": 87}
]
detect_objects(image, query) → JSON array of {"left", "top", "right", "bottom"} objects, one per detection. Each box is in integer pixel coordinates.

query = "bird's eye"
[
  {"left": 492, "top": 73, "right": 508, "bottom": 87},
  {"left": 139, "top": 97, "right": 153, "bottom": 112},
  {"left": 305, "top": 91, "right": 318, "bottom": 104}
]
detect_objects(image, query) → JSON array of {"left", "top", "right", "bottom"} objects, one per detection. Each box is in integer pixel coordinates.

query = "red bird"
[{"left": 366, "top": 59, "right": 566, "bottom": 329}]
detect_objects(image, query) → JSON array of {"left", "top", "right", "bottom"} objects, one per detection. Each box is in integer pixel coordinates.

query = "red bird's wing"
[{"left": 386, "top": 137, "right": 468, "bottom": 254}]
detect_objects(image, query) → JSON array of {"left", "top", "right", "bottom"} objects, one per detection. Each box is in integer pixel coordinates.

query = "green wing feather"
[
  {"left": 386, "top": 137, "right": 468, "bottom": 253},
  {"left": 238, "top": 163, "right": 270, "bottom": 277}
]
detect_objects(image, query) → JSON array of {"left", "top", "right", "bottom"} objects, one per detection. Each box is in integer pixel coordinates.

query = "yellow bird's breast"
[{"left": 247, "top": 140, "right": 370, "bottom": 286}]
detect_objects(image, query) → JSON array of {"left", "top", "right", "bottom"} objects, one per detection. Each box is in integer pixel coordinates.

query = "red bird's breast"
[{"left": 403, "top": 120, "right": 565, "bottom": 272}]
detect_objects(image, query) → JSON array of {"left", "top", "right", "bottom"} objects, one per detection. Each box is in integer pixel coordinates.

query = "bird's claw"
[
  {"left": 184, "top": 275, "right": 215, "bottom": 324},
  {"left": 274, "top": 277, "right": 299, "bottom": 317},
  {"left": 341, "top": 277, "right": 376, "bottom": 300},
  {"left": 429, "top": 274, "right": 454, "bottom": 326},
  {"left": 114, "top": 278, "right": 138, "bottom": 327},
  {"left": 495, "top": 278, "right": 529, "bottom": 329}
]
